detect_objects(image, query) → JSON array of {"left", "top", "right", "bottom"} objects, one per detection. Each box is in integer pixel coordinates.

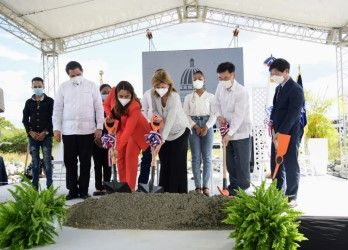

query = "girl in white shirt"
[{"left": 183, "top": 70, "right": 216, "bottom": 196}]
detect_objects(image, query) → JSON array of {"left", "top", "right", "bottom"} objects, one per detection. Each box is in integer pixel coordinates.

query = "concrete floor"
[
  {"left": 37, "top": 228, "right": 233, "bottom": 250},
  {"left": 1, "top": 169, "right": 348, "bottom": 249}
]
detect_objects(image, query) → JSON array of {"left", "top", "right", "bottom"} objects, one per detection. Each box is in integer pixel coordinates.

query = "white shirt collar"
[{"left": 281, "top": 77, "right": 291, "bottom": 87}]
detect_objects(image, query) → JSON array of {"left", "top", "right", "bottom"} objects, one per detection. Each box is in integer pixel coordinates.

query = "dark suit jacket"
[{"left": 270, "top": 78, "right": 305, "bottom": 135}]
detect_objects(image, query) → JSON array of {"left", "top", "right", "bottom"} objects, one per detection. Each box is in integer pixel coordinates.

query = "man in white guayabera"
[{"left": 53, "top": 61, "right": 104, "bottom": 200}]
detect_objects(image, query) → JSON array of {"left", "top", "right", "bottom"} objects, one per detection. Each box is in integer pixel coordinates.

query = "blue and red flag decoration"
[
  {"left": 101, "top": 134, "right": 115, "bottom": 149},
  {"left": 297, "top": 66, "right": 307, "bottom": 128},
  {"left": 145, "top": 115, "right": 164, "bottom": 148},
  {"left": 145, "top": 132, "right": 162, "bottom": 148},
  {"left": 264, "top": 55, "right": 276, "bottom": 67},
  {"left": 219, "top": 122, "right": 230, "bottom": 137}
]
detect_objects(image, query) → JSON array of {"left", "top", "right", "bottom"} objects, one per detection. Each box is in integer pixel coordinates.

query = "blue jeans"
[
  {"left": 29, "top": 136, "right": 53, "bottom": 189},
  {"left": 189, "top": 116, "right": 214, "bottom": 188}
]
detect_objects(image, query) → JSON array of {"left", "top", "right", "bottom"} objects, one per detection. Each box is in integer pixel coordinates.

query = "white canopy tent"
[
  {"left": 1, "top": 0, "right": 348, "bottom": 171},
  {"left": 1, "top": 0, "right": 347, "bottom": 95}
]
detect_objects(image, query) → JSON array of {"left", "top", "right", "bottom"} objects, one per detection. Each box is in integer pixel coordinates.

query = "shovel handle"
[
  {"left": 222, "top": 143, "right": 227, "bottom": 179},
  {"left": 223, "top": 178, "right": 227, "bottom": 190},
  {"left": 272, "top": 156, "right": 284, "bottom": 180},
  {"left": 149, "top": 165, "right": 155, "bottom": 192},
  {"left": 112, "top": 164, "right": 118, "bottom": 182},
  {"left": 149, "top": 149, "right": 158, "bottom": 192}
]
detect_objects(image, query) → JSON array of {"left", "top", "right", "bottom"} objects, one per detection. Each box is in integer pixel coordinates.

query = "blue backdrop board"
[{"left": 142, "top": 48, "right": 244, "bottom": 101}]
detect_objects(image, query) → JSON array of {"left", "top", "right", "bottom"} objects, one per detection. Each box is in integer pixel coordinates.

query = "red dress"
[{"left": 104, "top": 88, "right": 150, "bottom": 190}]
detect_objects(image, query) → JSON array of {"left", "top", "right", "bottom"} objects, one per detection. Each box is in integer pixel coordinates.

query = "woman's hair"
[
  {"left": 112, "top": 81, "right": 140, "bottom": 120},
  {"left": 151, "top": 69, "right": 177, "bottom": 97},
  {"left": 193, "top": 70, "right": 204, "bottom": 77}
]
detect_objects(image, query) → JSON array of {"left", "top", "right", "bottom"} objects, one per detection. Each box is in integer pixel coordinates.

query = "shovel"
[
  {"left": 138, "top": 150, "right": 163, "bottom": 193},
  {"left": 272, "top": 133, "right": 291, "bottom": 180},
  {"left": 103, "top": 163, "right": 131, "bottom": 193},
  {"left": 217, "top": 122, "right": 230, "bottom": 196},
  {"left": 217, "top": 143, "right": 229, "bottom": 196}
]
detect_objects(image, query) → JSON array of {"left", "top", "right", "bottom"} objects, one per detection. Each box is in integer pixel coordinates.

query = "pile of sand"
[{"left": 66, "top": 192, "right": 230, "bottom": 230}]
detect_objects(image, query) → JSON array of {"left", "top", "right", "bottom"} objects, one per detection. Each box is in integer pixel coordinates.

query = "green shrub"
[
  {"left": 0, "top": 179, "right": 66, "bottom": 249},
  {"left": 223, "top": 181, "right": 306, "bottom": 250},
  {"left": 304, "top": 92, "right": 340, "bottom": 161},
  {"left": 0, "top": 129, "right": 28, "bottom": 153},
  {"left": 305, "top": 113, "right": 340, "bottom": 160}
]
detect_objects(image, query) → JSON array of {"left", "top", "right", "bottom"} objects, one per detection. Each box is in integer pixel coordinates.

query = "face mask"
[
  {"left": 118, "top": 98, "right": 131, "bottom": 106},
  {"left": 155, "top": 87, "right": 168, "bottom": 97},
  {"left": 270, "top": 75, "right": 284, "bottom": 85},
  {"left": 193, "top": 80, "right": 204, "bottom": 90},
  {"left": 101, "top": 94, "right": 108, "bottom": 101},
  {"left": 219, "top": 80, "right": 232, "bottom": 89},
  {"left": 33, "top": 88, "right": 44, "bottom": 96},
  {"left": 71, "top": 75, "right": 83, "bottom": 85}
]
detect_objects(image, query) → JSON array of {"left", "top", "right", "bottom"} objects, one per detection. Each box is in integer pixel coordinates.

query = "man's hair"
[
  {"left": 65, "top": 61, "right": 83, "bottom": 74},
  {"left": 99, "top": 83, "right": 111, "bottom": 92},
  {"left": 217, "top": 62, "right": 235, "bottom": 73},
  {"left": 269, "top": 58, "right": 290, "bottom": 72},
  {"left": 31, "top": 77, "right": 44, "bottom": 84}
]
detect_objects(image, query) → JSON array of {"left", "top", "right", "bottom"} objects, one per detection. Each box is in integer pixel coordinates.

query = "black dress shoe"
[
  {"left": 79, "top": 194, "right": 91, "bottom": 200},
  {"left": 66, "top": 193, "right": 79, "bottom": 200}
]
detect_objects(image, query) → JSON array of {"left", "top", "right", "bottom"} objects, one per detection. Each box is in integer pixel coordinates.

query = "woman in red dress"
[{"left": 104, "top": 81, "right": 151, "bottom": 191}]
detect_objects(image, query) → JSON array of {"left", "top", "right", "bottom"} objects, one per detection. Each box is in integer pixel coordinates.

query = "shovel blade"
[
  {"left": 217, "top": 186, "right": 230, "bottom": 197},
  {"left": 103, "top": 180, "right": 132, "bottom": 193},
  {"left": 138, "top": 183, "right": 164, "bottom": 193}
]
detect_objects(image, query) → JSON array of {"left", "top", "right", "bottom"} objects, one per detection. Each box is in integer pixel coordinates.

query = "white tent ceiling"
[{"left": 1, "top": 0, "right": 347, "bottom": 40}]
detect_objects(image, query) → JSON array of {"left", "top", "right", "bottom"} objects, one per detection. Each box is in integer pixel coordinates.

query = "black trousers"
[
  {"left": 62, "top": 134, "right": 94, "bottom": 196},
  {"left": 226, "top": 137, "right": 251, "bottom": 196},
  {"left": 159, "top": 128, "right": 189, "bottom": 193},
  {"left": 138, "top": 146, "right": 152, "bottom": 185},
  {"left": 92, "top": 143, "right": 111, "bottom": 190}
]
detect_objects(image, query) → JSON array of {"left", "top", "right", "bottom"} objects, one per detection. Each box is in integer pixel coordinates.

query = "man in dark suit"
[{"left": 269, "top": 58, "right": 305, "bottom": 207}]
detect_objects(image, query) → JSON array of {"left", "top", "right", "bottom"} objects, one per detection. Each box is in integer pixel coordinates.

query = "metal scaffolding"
[
  {"left": 336, "top": 46, "right": 348, "bottom": 177},
  {"left": 1, "top": 1, "right": 348, "bottom": 168},
  {"left": 42, "top": 52, "right": 59, "bottom": 96}
]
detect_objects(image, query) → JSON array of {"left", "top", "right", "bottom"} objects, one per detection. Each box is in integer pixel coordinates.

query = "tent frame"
[{"left": 1, "top": 0, "right": 348, "bottom": 175}]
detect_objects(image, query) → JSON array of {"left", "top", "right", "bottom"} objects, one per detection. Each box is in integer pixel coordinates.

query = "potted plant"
[
  {"left": 223, "top": 181, "right": 306, "bottom": 250},
  {"left": 0, "top": 178, "right": 66, "bottom": 249},
  {"left": 305, "top": 92, "right": 340, "bottom": 175}
]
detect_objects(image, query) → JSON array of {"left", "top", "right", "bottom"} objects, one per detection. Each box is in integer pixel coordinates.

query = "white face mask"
[
  {"left": 270, "top": 75, "right": 285, "bottom": 85},
  {"left": 155, "top": 87, "right": 168, "bottom": 97},
  {"left": 118, "top": 98, "right": 131, "bottom": 106},
  {"left": 71, "top": 75, "right": 83, "bottom": 86},
  {"left": 219, "top": 80, "right": 233, "bottom": 89},
  {"left": 193, "top": 80, "right": 204, "bottom": 90}
]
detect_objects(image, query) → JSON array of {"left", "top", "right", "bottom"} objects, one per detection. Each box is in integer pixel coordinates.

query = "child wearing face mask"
[
  {"left": 151, "top": 69, "right": 191, "bottom": 193},
  {"left": 92, "top": 84, "right": 112, "bottom": 196},
  {"left": 183, "top": 70, "right": 216, "bottom": 196},
  {"left": 103, "top": 81, "right": 151, "bottom": 191}
]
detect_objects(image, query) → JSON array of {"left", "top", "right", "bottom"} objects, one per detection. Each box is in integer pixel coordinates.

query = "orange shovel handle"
[{"left": 272, "top": 133, "right": 291, "bottom": 180}]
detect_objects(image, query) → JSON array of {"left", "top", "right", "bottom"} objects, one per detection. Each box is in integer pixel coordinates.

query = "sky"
[{"left": 0, "top": 22, "right": 338, "bottom": 128}]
